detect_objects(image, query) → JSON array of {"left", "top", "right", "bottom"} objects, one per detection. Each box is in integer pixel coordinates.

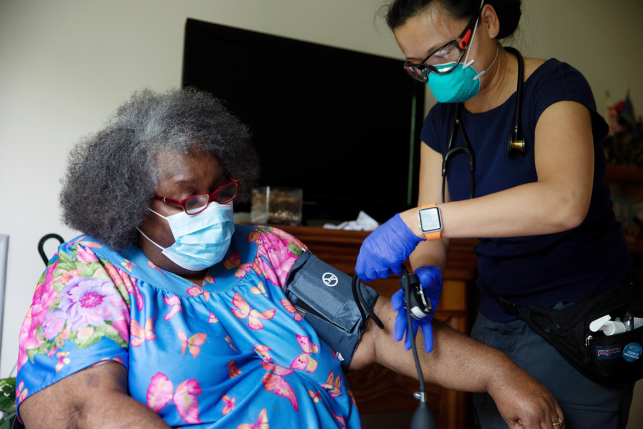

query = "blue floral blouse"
[{"left": 16, "top": 225, "right": 360, "bottom": 428}]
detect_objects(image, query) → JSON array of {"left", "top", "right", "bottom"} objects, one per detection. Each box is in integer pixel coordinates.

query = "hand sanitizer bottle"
[
  {"left": 601, "top": 321, "right": 627, "bottom": 335},
  {"left": 590, "top": 315, "right": 627, "bottom": 336}
]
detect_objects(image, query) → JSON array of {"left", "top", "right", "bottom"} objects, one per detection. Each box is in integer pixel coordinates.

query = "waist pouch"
[{"left": 484, "top": 280, "right": 643, "bottom": 384}]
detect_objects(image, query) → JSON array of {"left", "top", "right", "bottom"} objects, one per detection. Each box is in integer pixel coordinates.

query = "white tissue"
[{"left": 323, "top": 211, "right": 379, "bottom": 231}]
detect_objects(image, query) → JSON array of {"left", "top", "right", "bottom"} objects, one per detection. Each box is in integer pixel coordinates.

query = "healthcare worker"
[{"left": 356, "top": 0, "right": 635, "bottom": 427}]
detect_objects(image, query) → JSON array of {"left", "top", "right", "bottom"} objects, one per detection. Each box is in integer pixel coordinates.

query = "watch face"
[{"left": 419, "top": 207, "right": 441, "bottom": 232}]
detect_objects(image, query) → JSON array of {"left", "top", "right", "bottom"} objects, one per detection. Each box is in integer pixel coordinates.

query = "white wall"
[
  {"left": 1, "top": 0, "right": 642, "bottom": 426},
  {"left": 0, "top": 0, "right": 405, "bottom": 376},
  {"left": 523, "top": 0, "right": 643, "bottom": 116}
]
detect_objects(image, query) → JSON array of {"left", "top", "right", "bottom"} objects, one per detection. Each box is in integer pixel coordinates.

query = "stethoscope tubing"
[{"left": 440, "top": 48, "right": 525, "bottom": 204}]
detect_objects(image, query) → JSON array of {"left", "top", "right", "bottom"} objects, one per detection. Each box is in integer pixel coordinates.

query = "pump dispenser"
[
  {"left": 590, "top": 315, "right": 627, "bottom": 336},
  {"left": 601, "top": 321, "right": 627, "bottom": 335}
]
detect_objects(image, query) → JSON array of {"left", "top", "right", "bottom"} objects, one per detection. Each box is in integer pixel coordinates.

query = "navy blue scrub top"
[{"left": 421, "top": 58, "right": 632, "bottom": 323}]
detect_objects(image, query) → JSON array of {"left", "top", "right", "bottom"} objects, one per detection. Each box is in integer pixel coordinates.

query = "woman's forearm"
[
  {"left": 20, "top": 363, "right": 170, "bottom": 429},
  {"left": 366, "top": 297, "right": 563, "bottom": 427},
  {"left": 76, "top": 390, "right": 171, "bottom": 429},
  {"left": 401, "top": 180, "right": 588, "bottom": 240},
  {"left": 408, "top": 239, "right": 450, "bottom": 274},
  {"left": 370, "top": 297, "right": 510, "bottom": 391}
]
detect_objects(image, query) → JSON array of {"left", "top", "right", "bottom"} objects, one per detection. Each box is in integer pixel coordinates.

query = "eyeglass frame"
[
  {"left": 402, "top": 9, "right": 481, "bottom": 82},
  {"left": 153, "top": 177, "right": 240, "bottom": 215}
]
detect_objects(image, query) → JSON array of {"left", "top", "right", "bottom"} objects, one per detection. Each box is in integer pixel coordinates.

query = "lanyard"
[{"left": 440, "top": 47, "right": 525, "bottom": 204}]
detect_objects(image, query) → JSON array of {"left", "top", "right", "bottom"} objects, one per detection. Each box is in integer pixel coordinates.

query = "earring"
[{"left": 492, "top": 31, "right": 495, "bottom": 34}]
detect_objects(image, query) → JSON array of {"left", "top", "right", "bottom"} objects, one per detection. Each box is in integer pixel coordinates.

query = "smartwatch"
[{"left": 418, "top": 203, "right": 442, "bottom": 241}]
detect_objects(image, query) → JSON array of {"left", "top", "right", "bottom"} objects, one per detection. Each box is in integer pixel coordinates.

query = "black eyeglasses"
[{"left": 403, "top": 9, "right": 481, "bottom": 82}]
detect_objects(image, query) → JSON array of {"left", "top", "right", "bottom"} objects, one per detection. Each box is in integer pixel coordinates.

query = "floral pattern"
[
  {"left": 17, "top": 242, "right": 130, "bottom": 375},
  {"left": 251, "top": 227, "right": 303, "bottom": 291},
  {"left": 16, "top": 225, "right": 357, "bottom": 428},
  {"left": 59, "top": 276, "right": 128, "bottom": 331}
]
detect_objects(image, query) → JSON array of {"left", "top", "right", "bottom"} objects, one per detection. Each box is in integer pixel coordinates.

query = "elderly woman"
[{"left": 18, "top": 89, "right": 562, "bottom": 428}]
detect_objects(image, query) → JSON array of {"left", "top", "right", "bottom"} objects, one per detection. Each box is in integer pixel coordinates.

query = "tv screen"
[{"left": 182, "top": 18, "right": 424, "bottom": 223}]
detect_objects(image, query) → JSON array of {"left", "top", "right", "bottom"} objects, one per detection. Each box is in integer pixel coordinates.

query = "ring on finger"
[{"left": 553, "top": 418, "right": 564, "bottom": 426}]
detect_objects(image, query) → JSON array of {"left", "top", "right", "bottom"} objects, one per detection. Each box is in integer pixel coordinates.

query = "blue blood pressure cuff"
[{"left": 284, "top": 250, "right": 379, "bottom": 373}]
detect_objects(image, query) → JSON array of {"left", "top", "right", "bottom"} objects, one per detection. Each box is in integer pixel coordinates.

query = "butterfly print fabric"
[{"left": 17, "top": 225, "right": 359, "bottom": 428}]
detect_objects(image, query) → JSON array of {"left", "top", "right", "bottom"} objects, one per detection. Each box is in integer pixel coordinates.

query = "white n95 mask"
[{"left": 138, "top": 202, "right": 235, "bottom": 271}]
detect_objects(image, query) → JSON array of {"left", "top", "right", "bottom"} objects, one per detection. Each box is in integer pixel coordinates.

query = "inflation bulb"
[{"left": 411, "top": 401, "right": 437, "bottom": 429}]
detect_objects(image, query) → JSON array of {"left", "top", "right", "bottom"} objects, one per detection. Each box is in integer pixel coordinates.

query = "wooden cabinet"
[{"left": 270, "top": 225, "right": 479, "bottom": 429}]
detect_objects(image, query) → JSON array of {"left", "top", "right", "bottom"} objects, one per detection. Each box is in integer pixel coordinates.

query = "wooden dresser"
[{"left": 268, "top": 225, "right": 479, "bottom": 429}]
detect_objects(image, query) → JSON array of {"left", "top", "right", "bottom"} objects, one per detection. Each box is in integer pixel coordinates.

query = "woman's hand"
[
  {"left": 356, "top": 213, "right": 424, "bottom": 282},
  {"left": 488, "top": 365, "right": 565, "bottom": 429},
  {"left": 391, "top": 266, "right": 443, "bottom": 352}
]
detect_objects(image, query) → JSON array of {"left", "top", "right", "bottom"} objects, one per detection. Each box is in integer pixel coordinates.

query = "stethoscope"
[{"left": 441, "top": 47, "right": 526, "bottom": 204}]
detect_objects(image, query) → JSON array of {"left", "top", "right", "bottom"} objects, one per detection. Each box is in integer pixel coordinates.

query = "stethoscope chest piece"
[{"left": 508, "top": 137, "right": 526, "bottom": 155}]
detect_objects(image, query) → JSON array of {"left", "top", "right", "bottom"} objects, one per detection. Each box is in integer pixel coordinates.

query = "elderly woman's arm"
[
  {"left": 20, "top": 362, "right": 170, "bottom": 429},
  {"left": 351, "top": 297, "right": 564, "bottom": 428}
]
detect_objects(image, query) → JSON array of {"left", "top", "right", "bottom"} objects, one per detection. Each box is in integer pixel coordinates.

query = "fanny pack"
[{"left": 484, "top": 279, "right": 643, "bottom": 385}]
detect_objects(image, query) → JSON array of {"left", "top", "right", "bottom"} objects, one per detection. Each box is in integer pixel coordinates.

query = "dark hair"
[
  {"left": 384, "top": 0, "right": 521, "bottom": 40},
  {"left": 60, "top": 88, "right": 259, "bottom": 251}
]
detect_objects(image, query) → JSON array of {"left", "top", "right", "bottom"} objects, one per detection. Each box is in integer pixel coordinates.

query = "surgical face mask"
[
  {"left": 138, "top": 202, "right": 235, "bottom": 271},
  {"left": 427, "top": 15, "right": 498, "bottom": 104}
]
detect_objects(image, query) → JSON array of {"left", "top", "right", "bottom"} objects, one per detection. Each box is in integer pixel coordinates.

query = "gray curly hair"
[{"left": 60, "top": 88, "right": 259, "bottom": 251}]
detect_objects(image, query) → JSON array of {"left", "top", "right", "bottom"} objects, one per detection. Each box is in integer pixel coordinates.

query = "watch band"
[{"left": 421, "top": 203, "right": 442, "bottom": 241}]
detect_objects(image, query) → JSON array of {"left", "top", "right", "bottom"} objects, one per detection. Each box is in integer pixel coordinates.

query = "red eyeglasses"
[{"left": 154, "top": 178, "right": 240, "bottom": 215}]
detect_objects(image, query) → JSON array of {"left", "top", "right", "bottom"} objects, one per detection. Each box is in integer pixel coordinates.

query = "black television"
[{"left": 182, "top": 18, "right": 425, "bottom": 223}]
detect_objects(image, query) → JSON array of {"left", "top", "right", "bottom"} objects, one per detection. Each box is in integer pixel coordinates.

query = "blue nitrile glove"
[
  {"left": 356, "top": 213, "right": 424, "bottom": 283},
  {"left": 391, "top": 265, "right": 443, "bottom": 353}
]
